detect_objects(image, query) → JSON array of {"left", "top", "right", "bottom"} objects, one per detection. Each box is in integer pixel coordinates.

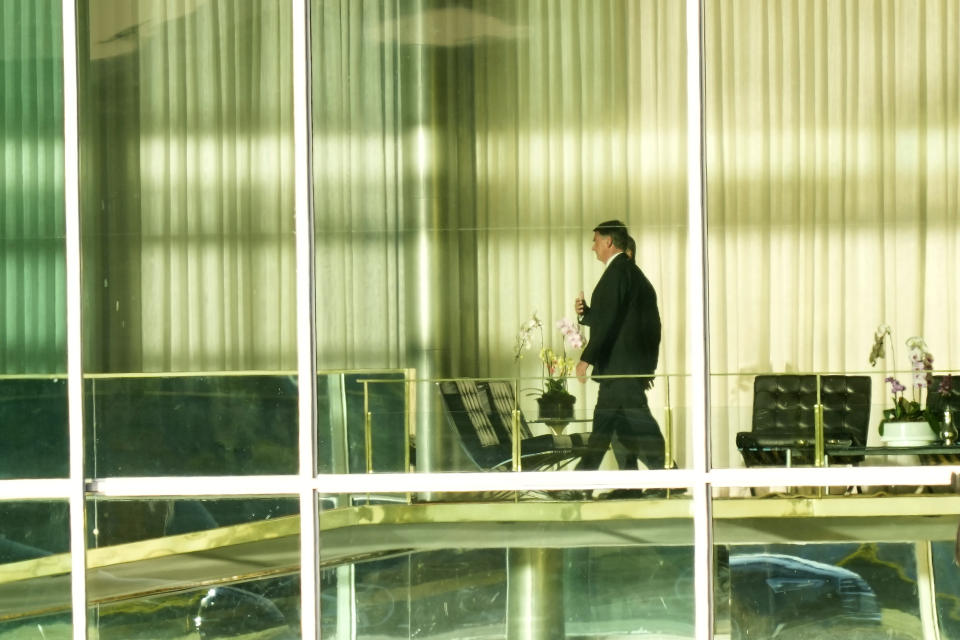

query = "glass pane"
[
  {"left": 87, "top": 496, "right": 298, "bottom": 547},
  {"left": 932, "top": 540, "right": 960, "bottom": 638},
  {"left": 90, "top": 573, "right": 300, "bottom": 639},
  {"left": 312, "top": 0, "right": 688, "bottom": 474},
  {"left": 0, "top": 0, "right": 68, "bottom": 478},
  {"left": 0, "top": 376, "right": 68, "bottom": 479},
  {"left": 318, "top": 549, "right": 696, "bottom": 638},
  {"left": 86, "top": 497, "right": 298, "bottom": 639},
  {"left": 704, "top": 1, "right": 960, "bottom": 473},
  {"left": 320, "top": 491, "right": 695, "bottom": 637},
  {"left": 317, "top": 370, "right": 411, "bottom": 474},
  {"left": 409, "top": 373, "right": 692, "bottom": 475},
  {"left": 78, "top": 1, "right": 296, "bottom": 475},
  {"left": 86, "top": 374, "right": 298, "bottom": 477},
  {"left": 721, "top": 542, "right": 915, "bottom": 639},
  {"left": 0, "top": 500, "right": 71, "bottom": 637}
]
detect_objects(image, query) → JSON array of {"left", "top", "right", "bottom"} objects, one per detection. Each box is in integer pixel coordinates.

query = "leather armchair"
[{"left": 736, "top": 375, "right": 871, "bottom": 467}]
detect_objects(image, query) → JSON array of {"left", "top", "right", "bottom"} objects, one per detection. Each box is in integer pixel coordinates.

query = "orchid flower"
[
  {"left": 939, "top": 375, "right": 953, "bottom": 394},
  {"left": 869, "top": 324, "right": 891, "bottom": 367},
  {"left": 556, "top": 318, "right": 585, "bottom": 350},
  {"left": 513, "top": 311, "right": 543, "bottom": 362},
  {"left": 885, "top": 376, "right": 906, "bottom": 394}
]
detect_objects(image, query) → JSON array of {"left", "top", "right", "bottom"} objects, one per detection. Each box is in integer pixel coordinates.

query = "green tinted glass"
[{"left": 1, "top": 1, "right": 68, "bottom": 479}]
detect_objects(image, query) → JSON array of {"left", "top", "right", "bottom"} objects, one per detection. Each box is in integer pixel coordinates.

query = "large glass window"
[
  {"left": 13, "top": 1, "right": 960, "bottom": 637},
  {"left": 77, "top": 0, "right": 296, "bottom": 477},
  {"left": 318, "top": 490, "right": 696, "bottom": 638},
  {"left": 0, "top": 500, "right": 71, "bottom": 636},
  {"left": 311, "top": 0, "right": 690, "bottom": 475},
  {"left": 84, "top": 496, "right": 299, "bottom": 638},
  {"left": 705, "top": 0, "right": 960, "bottom": 470}
]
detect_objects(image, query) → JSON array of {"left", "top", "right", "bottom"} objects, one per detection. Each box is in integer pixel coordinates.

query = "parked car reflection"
[{"left": 730, "top": 553, "right": 882, "bottom": 638}]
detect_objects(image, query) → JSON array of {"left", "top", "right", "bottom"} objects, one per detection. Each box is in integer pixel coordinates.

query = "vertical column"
[
  {"left": 62, "top": 0, "right": 88, "bottom": 637},
  {"left": 399, "top": 0, "right": 482, "bottom": 478},
  {"left": 686, "top": 1, "right": 713, "bottom": 639},
  {"left": 402, "top": 0, "right": 445, "bottom": 479},
  {"left": 292, "top": 0, "right": 319, "bottom": 637},
  {"left": 506, "top": 548, "right": 566, "bottom": 640}
]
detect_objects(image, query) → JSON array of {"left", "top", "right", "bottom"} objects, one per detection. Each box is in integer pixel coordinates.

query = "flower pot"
[
  {"left": 879, "top": 420, "right": 937, "bottom": 446},
  {"left": 537, "top": 393, "right": 576, "bottom": 434}
]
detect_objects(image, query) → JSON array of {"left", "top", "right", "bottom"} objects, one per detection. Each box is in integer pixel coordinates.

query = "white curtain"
[
  {"left": 1, "top": 0, "right": 66, "bottom": 374},
  {"left": 311, "top": 1, "right": 688, "bottom": 364},
  {"left": 472, "top": 0, "right": 688, "bottom": 378},
  {"left": 706, "top": 0, "right": 960, "bottom": 465},
  {"left": 310, "top": 1, "right": 690, "bottom": 465},
  {"left": 470, "top": 0, "right": 689, "bottom": 460},
  {"left": 312, "top": 0, "right": 405, "bottom": 370},
  {"left": 82, "top": 0, "right": 295, "bottom": 373}
]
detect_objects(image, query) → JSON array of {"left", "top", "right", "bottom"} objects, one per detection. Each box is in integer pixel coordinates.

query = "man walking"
[{"left": 574, "top": 220, "right": 665, "bottom": 474}]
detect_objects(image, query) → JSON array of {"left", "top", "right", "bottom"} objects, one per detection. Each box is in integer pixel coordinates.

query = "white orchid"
[
  {"left": 513, "top": 312, "right": 543, "bottom": 362},
  {"left": 873, "top": 326, "right": 937, "bottom": 422}
]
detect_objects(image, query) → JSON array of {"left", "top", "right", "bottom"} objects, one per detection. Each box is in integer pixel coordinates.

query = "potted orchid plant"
[
  {"left": 869, "top": 325, "right": 941, "bottom": 443},
  {"left": 514, "top": 313, "right": 585, "bottom": 428}
]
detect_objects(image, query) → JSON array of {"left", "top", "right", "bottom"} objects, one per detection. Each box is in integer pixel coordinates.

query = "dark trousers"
[{"left": 577, "top": 379, "right": 665, "bottom": 471}]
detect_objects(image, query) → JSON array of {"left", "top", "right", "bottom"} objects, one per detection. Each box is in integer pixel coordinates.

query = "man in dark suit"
[{"left": 574, "top": 220, "right": 664, "bottom": 472}]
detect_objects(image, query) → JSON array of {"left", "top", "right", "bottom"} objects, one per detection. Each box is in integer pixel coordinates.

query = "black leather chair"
[
  {"left": 437, "top": 380, "right": 590, "bottom": 471},
  {"left": 736, "top": 375, "right": 871, "bottom": 467}
]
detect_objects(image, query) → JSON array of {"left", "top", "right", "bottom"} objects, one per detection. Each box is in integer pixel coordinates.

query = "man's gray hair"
[{"left": 593, "top": 220, "right": 629, "bottom": 251}]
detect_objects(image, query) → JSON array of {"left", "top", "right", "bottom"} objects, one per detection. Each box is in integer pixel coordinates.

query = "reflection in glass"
[
  {"left": 0, "top": 501, "right": 70, "bottom": 636},
  {"left": 89, "top": 573, "right": 300, "bottom": 640},
  {"left": 723, "top": 543, "right": 919, "bottom": 639},
  {"left": 932, "top": 540, "right": 960, "bottom": 639},
  {"left": 85, "top": 374, "right": 299, "bottom": 477},
  {"left": 317, "top": 370, "right": 411, "bottom": 474},
  {"left": 82, "top": 497, "right": 298, "bottom": 637},
  {"left": 566, "top": 546, "right": 694, "bottom": 637},
  {"left": 1, "top": 0, "right": 68, "bottom": 479},
  {"left": 86, "top": 496, "right": 298, "bottom": 547},
  {"left": 318, "top": 546, "right": 694, "bottom": 639},
  {"left": 0, "top": 377, "right": 68, "bottom": 478},
  {"left": 0, "top": 501, "right": 68, "bottom": 563}
]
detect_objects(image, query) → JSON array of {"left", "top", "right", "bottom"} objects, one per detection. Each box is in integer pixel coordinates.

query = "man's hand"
[
  {"left": 576, "top": 360, "right": 589, "bottom": 383},
  {"left": 575, "top": 290, "right": 586, "bottom": 316}
]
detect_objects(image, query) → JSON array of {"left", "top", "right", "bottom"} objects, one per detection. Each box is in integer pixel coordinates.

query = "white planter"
[{"left": 879, "top": 421, "right": 937, "bottom": 446}]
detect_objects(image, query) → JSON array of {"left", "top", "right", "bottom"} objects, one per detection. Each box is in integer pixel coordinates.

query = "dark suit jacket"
[{"left": 579, "top": 253, "right": 661, "bottom": 379}]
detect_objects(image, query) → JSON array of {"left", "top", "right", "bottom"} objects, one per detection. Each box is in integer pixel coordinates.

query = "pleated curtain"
[
  {"left": 0, "top": 0, "right": 66, "bottom": 374},
  {"left": 80, "top": 0, "right": 295, "bottom": 373},
  {"left": 467, "top": 0, "right": 689, "bottom": 450},
  {"left": 706, "top": 0, "right": 960, "bottom": 464},
  {"left": 311, "top": 0, "right": 689, "bottom": 386},
  {"left": 312, "top": 0, "right": 406, "bottom": 371}
]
